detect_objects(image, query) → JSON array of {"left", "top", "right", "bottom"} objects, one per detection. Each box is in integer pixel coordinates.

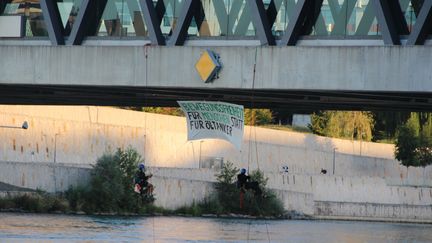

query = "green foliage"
[
  {"left": 65, "top": 185, "right": 88, "bottom": 212},
  {"left": 175, "top": 202, "right": 203, "bottom": 216},
  {"left": 214, "top": 161, "right": 241, "bottom": 213},
  {"left": 309, "top": 111, "right": 327, "bottom": 136},
  {"left": 244, "top": 109, "right": 273, "bottom": 126},
  {"left": 66, "top": 147, "right": 148, "bottom": 214},
  {"left": 114, "top": 148, "right": 145, "bottom": 212},
  {"left": 0, "top": 193, "right": 69, "bottom": 213},
  {"left": 143, "top": 107, "right": 184, "bottom": 116},
  {"left": 260, "top": 124, "right": 311, "bottom": 133},
  {"left": 395, "top": 124, "right": 418, "bottom": 167},
  {"left": 85, "top": 153, "right": 125, "bottom": 212},
  {"left": 395, "top": 113, "right": 432, "bottom": 167},
  {"left": 212, "top": 162, "right": 284, "bottom": 216},
  {"left": 309, "top": 111, "right": 374, "bottom": 141},
  {"left": 215, "top": 161, "right": 238, "bottom": 185},
  {"left": 372, "top": 111, "right": 410, "bottom": 142},
  {"left": 249, "top": 170, "right": 268, "bottom": 188}
]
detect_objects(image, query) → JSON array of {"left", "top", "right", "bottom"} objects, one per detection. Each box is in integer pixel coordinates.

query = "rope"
[
  {"left": 144, "top": 45, "right": 149, "bottom": 165},
  {"left": 265, "top": 219, "right": 271, "bottom": 243},
  {"left": 247, "top": 219, "right": 251, "bottom": 243},
  {"left": 247, "top": 125, "right": 252, "bottom": 172},
  {"left": 254, "top": 125, "right": 259, "bottom": 171},
  {"left": 246, "top": 47, "right": 271, "bottom": 243},
  {"left": 144, "top": 44, "right": 156, "bottom": 243},
  {"left": 247, "top": 47, "right": 259, "bottom": 172},
  {"left": 152, "top": 216, "right": 156, "bottom": 243}
]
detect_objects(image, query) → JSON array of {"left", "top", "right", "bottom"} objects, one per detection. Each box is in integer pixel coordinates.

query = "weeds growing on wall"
[
  {"left": 0, "top": 191, "right": 69, "bottom": 213},
  {"left": 0, "top": 150, "right": 284, "bottom": 217},
  {"left": 65, "top": 147, "right": 154, "bottom": 214},
  {"left": 210, "top": 161, "right": 284, "bottom": 216}
]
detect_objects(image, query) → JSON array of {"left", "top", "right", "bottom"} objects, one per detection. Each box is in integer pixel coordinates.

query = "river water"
[{"left": 0, "top": 213, "right": 432, "bottom": 242}]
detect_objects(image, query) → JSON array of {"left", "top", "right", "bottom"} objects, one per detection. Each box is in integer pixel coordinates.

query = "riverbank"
[
  {"left": 1, "top": 185, "right": 431, "bottom": 224},
  {"left": 0, "top": 207, "right": 310, "bottom": 220},
  {"left": 2, "top": 207, "right": 432, "bottom": 225},
  {"left": 2, "top": 191, "right": 431, "bottom": 224},
  {"left": 0, "top": 189, "right": 293, "bottom": 220}
]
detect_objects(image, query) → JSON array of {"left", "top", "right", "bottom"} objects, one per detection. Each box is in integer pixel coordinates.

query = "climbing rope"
[
  {"left": 247, "top": 47, "right": 261, "bottom": 172},
  {"left": 152, "top": 216, "right": 156, "bottom": 243},
  {"left": 265, "top": 219, "right": 270, "bottom": 243},
  {"left": 144, "top": 44, "right": 157, "bottom": 243}
]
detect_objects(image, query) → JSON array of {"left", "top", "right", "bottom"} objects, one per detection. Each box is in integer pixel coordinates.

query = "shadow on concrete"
[{"left": 0, "top": 181, "right": 35, "bottom": 192}]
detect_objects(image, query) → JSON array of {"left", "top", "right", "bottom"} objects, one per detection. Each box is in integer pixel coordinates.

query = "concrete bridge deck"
[{"left": 0, "top": 45, "right": 431, "bottom": 111}]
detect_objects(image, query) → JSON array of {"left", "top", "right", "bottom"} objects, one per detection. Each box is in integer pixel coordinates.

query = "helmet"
[
  {"left": 138, "top": 163, "right": 145, "bottom": 170},
  {"left": 240, "top": 168, "right": 246, "bottom": 174}
]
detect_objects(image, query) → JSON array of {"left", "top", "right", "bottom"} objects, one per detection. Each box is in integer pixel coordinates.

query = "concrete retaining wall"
[
  {"left": 0, "top": 106, "right": 431, "bottom": 221},
  {"left": 0, "top": 161, "right": 91, "bottom": 192},
  {"left": 0, "top": 161, "right": 430, "bottom": 220},
  {"left": 1, "top": 105, "right": 431, "bottom": 187},
  {"left": 315, "top": 201, "right": 432, "bottom": 222}
]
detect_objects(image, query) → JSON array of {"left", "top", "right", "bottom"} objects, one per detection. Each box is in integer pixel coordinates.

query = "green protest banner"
[{"left": 178, "top": 101, "right": 244, "bottom": 149}]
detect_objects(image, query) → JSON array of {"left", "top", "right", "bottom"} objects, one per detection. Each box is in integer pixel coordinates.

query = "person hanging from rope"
[
  {"left": 237, "top": 168, "right": 262, "bottom": 196},
  {"left": 134, "top": 163, "right": 154, "bottom": 197}
]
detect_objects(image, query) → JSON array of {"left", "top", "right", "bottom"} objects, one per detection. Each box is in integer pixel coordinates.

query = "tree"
[
  {"left": 395, "top": 113, "right": 432, "bottom": 167},
  {"left": 309, "top": 111, "right": 328, "bottom": 136},
  {"left": 395, "top": 125, "right": 418, "bottom": 167},
  {"left": 244, "top": 109, "right": 273, "bottom": 125},
  {"left": 213, "top": 162, "right": 284, "bottom": 216},
  {"left": 77, "top": 147, "right": 146, "bottom": 213},
  {"left": 143, "top": 107, "right": 184, "bottom": 116},
  {"left": 372, "top": 111, "right": 410, "bottom": 142},
  {"left": 309, "top": 111, "right": 374, "bottom": 141}
]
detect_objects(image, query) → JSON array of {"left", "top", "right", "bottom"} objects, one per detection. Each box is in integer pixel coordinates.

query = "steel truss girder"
[
  {"left": 167, "top": 0, "right": 208, "bottom": 46},
  {"left": 24, "top": 0, "right": 432, "bottom": 46},
  {"left": 68, "top": 0, "right": 108, "bottom": 45},
  {"left": 280, "top": 0, "right": 306, "bottom": 46},
  {"left": 373, "top": 0, "right": 401, "bottom": 45},
  {"left": 139, "top": 0, "right": 165, "bottom": 45},
  {"left": 248, "top": 0, "right": 276, "bottom": 45},
  {"left": 40, "top": 0, "right": 65, "bottom": 45},
  {"left": 407, "top": 1, "right": 432, "bottom": 45},
  {"left": 0, "top": 1, "right": 11, "bottom": 15}
]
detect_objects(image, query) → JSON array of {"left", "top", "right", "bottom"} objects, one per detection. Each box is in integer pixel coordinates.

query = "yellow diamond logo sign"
[{"left": 195, "top": 50, "right": 221, "bottom": 83}]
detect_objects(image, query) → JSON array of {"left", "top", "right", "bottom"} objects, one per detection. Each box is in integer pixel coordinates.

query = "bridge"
[{"left": 0, "top": 0, "right": 432, "bottom": 111}]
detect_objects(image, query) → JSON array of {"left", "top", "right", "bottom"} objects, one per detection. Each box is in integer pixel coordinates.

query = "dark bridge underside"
[{"left": 0, "top": 84, "right": 431, "bottom": 112}]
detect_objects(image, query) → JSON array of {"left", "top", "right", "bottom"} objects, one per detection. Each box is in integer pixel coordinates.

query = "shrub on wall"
[
  {"left": 66, "top": 147, "right": 148, "bottom": 214},
  {"left": 211, "top": 161, "right": 284, "bottom": 216},
  {"left": 0, "top": 191, "right": 69, "bottom": 213}
]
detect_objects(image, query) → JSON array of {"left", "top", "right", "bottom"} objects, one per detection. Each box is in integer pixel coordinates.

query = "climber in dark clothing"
[
  {"left": 134, "top": 163, "right": 153, "bottom": 196},
  {"left": 237, "top": 168, "right": 250, "bottom": 192},
  {"left": 237, "top": 168, "right": 262, "bottom": 196}
]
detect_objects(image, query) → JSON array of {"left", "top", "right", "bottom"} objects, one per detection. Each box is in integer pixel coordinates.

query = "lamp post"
[
  {"left": 0, "top": 121, "right": 28, "bottom": 130},
  {"left": 53, "top": 133, "right": 61, "bottom": 193},
  {"left": 54, "top": 133, "right": 60, "bottom": 163},
  {"left": 333, "top": 148, "right": 337, "bottom": 175},
  {"left": 199, "top": 140, "right": 204, "bottom": 168},
  {"left": 359, "top": 131, "right": 365, "bottom": 156}
]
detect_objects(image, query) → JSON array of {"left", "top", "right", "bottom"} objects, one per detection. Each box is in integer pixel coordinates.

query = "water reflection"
[{"left": 0, "top": 213, "right": 431, "bottom": 242}]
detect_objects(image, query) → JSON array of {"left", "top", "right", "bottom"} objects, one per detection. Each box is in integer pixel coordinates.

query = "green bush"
[
  {"left": 0, "top": 197, "right": 16, "bottom": 209},
  {"left": 0, "top": 192, "right": 70, "bottom": 213},
  {"left": 395, "top": 113, "right": 432, "bottom": 167},
  {"left": 1, "top": 149, "right": 284, "bottom": 217},
  {"left": 66, "top": 147, "right": 148, "bottom": 214},
  {"left": 212, "top": 161, "right": 284, "bottom": 216},
  {"left": 65, "top": 186, "right": 88, "bottom": 212}
]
